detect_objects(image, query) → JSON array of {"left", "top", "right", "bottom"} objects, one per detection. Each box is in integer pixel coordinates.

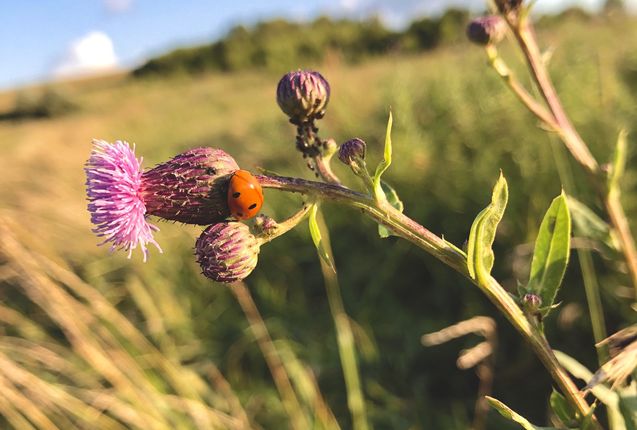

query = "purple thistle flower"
[
  {"left": 141, "top": 147, "right": 239, "bottom": 225},
  {"left": 85, "top": 139, "right": 161, "bottom": 261}
]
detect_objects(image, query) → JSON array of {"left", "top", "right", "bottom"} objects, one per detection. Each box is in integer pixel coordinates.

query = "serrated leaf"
[
  {"left": 308, "top": 204, "right": 335, "bottom": 273},
  {"left": 378, "top": 180, "right": 404, "bottom": 238},
  {"left": 486, "top": 396, "right": 557, "bottom": 430},
  {"left": 550, "top": 389, "right": 577, "bottom": 426},
  {"left": 373, "top": 111, "right": 393, "bottom": 200},
  {"left": 467, "top": 172, "right": 508, "bottom": 282},
  {"left": 527, "top": 192, "right": 571, "bottom": 317},
  {"left": 609, "top": 129, "right": 628, "bottom": 195}
]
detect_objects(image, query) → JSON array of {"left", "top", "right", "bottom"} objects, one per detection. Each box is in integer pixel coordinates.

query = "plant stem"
[
  {"left": 503, "top": 16, "right": 637, "bottom": 296},
  {"left": 314, "top": 211, "right": 370, "bottom": 430},
  {"left": 229, "top": 282, "right": 308, "bottom": 430},
  {"left": 513, "top": 20, "right": 599, "bottom": 175},
  {"left": 257, "top": 174, "right": 599, "bottom": 426}
]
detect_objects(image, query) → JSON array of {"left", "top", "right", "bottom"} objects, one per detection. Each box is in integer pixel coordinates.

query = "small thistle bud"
[
  {"left": 142, "top": 147, "right": 239, "bottom": 225},
  {"left": 195, "top": 222, "right": 261, "bottom": 283},
  {"left": 253, "top": 214, "right": 279, "bottom": 237},
  {"left": 522, "top": 293, "right": 542, "bottom": 314},
  {"left": 467, "top": 16, "right": 507, "bottom": 46},
  {"left": 338, "top": 138, "right": 367, "bottom": 165},
  {"left": 276, "top": 70, "right": 330, "bottom": 123}
]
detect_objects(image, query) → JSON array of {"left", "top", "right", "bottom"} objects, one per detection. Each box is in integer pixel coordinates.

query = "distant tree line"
[
  {"left": 132, "top": 10, "right": 471, "bottom": 77},
  {"left": 132, "top": 7, "right": 598, "bottom": 78}
]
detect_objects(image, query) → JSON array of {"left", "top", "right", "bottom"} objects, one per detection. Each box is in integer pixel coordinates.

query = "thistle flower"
[
  {"left": 142, "top": 147, "right": 239, "bottom": 224},
  {"left": 85, "top": 139, "right": 161, "bottom": 261},
  {"left": 195, "top": 222, "right": 261, "bottom": 283},
  {"left": 276, "top": 70, "right": 330, "bottom": 123},
  {"left": 466, "top": 16, "right": 507, "bottom": 46}
]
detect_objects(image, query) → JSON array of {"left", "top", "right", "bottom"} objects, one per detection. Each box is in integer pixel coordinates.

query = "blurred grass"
[{"left": 0, "top": 13, "right": 636, "bottom": 429}]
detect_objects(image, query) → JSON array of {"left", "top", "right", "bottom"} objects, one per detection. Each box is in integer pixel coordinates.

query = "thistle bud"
[
  {"left": 253, "top": 214, "right": 279, "bottom": 237},
  {"left": 522, "top": 293, "right": 542, "bottom": 314},
  {"left": 195, "top": 222, "right": 261, "bottom": 283},
  {"left": 141, "top": 147, "right": 239, "bottom": 225},
  {"left": 276, "top": 70, "right": 330, "bottom": 123},
  {"left": 466, "top": 16, "right": 507, "bottom": 46},
  {"left": 338, "top": 138, "right": 366, "bottom": 165}
]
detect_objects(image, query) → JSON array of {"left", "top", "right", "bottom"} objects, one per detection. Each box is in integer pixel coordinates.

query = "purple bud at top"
[
  {"left": 276, "top": 70, "right": 330, "bottom": 123},
  {"left": 467, "top": 16, "right": 507, "bottom": 46},
  {"left": 522, "top": 293, "right": 542, "bottom": 313},
  {"left": 85, "top": 139, "right": 161, "bottom": 261},
  {"left": 141, "top": 147, "right": 239, "bottom": 225},
  {"left": 196, "top": 222, "right": 261, "bottom": 283},
  {"left": 338, "top": 138, "right": 367, "bottom": 166}
]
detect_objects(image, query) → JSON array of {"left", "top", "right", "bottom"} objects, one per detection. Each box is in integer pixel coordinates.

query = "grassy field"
[{"left": 0, "top": 13, "right": 636, "bottom": 429}]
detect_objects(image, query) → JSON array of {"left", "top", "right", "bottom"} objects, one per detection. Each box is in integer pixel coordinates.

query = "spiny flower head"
[
  {"left": 195, "top": 222, "right": 261, "bottom": 283},
  {"left": 141, "top": 147, "right": 239, "bottom": 225},
  {"left": 85, "top": 139, "right": 161, "bottom": 261},
  {"left": 276, "top": 70, "right": 330, "bottom": 123}
]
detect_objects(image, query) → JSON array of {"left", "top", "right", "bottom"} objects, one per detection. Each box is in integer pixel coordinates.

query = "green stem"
[
  {"left": 257, "top": 174, "right": 599, "bottom": 426},
  {"left": 314, "top": 212, "right": 370, "bottom": 430}
]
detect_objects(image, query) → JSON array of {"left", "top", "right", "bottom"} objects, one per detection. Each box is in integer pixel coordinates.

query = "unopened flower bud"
[
  {"left": 467, "top": 16, "right": 507, "bottom": 46},
  {"left": 195, "top": 222, "right": 261, "bottom": 283},
  {"left": 276, "top": 70, "right": 330, "bottom": 123},
  {"left": 142, "top": 147, "right": 239, "bottom": 225},
  {"left": 253, "top": 214, "right": 279, "bottom": 237},
  {"left": 338, "top": 138, "right": 366, "bottom": 166},
  {"left": 522, "top": 293, "right": 542, "bottom": 314}
]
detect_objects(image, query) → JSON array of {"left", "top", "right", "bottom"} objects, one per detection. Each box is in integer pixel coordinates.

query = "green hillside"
[{"left": 0, "top": 11, "right": 636, "bottom": 429}]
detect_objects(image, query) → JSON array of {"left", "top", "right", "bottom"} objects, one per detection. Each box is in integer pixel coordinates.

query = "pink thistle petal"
[{"left": 85, "top": 139, "right": 162, "bottom": 261}]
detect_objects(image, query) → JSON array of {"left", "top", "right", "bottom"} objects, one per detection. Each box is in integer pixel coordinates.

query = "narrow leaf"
[
  {"left": 373, "top": 111, "right": 393, "bottom": 199},
  {"left": 527, "top": 192, "right": 571, "bottom": 316},
  {"left": 467, "top": 172, "right": 508, "bottom": 282},
  {"left": 378, "top": 180, "right": 404, "bottom": 238},
  {"left": 308, "top": 204, "right": 335, "bottom": 273},
  {"left": 609, "top": 129, "right": 628, "bottom": 194},
  {"left": 486, "top": 396, "right": 557, "bottom": 430}
]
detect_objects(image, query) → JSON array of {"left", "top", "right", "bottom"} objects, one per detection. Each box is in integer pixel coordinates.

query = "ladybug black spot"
[
  {"left": 232, "top": 192, "right": 241, "bottom": 198},
  {"left": 248, "top": 203, "right": 257, "bottom": 210}
]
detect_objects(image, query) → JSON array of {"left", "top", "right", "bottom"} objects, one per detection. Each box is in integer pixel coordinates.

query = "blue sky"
[{"left": 0, "top": 0, "right": 629, "bottom": 90}]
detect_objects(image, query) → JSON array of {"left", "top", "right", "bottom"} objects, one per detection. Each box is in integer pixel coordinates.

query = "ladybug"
[{"left": 227, "top": 169, "right": 264, "bottom": 220}]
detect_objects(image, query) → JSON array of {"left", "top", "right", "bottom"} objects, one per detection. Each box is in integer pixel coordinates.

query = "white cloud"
[
  {"left": 53, "top": 31, "right": 119, "bottom": 78},
  {"left": 103, "top": 0, "right": 132, "bottom": 13}
]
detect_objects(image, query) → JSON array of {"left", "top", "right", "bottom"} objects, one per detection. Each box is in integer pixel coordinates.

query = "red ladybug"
[{"left": 227, "top": 170, "right": 264, "bottom": 220}]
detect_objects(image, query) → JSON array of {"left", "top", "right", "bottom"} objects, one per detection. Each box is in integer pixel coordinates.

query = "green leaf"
[
  {"left": 527, "top": 192, "right": 571, "bottom": 317},
  {"left": 486, "top": 396, "right": 557, "bottom": 430},
  {"left": 567, "top": 196, "right": 618, "bottom": 255},
  {"left": 608, "top": 129, "right": 628, "bottom": 195},
  {"left": 373, "top": 111, "right": 393, "bottom": 201},
  {"left": 467, "top": 172, "right": 508, "bottom": 282},
  {"left": 378, "top": 180, "right": 404, "bottom": 238},
  {"left": 550, "top": 390, "right": 577, "bottom": 426},
  {"left": 308, "top": 204, "right": 335, "bottom": 273}
]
